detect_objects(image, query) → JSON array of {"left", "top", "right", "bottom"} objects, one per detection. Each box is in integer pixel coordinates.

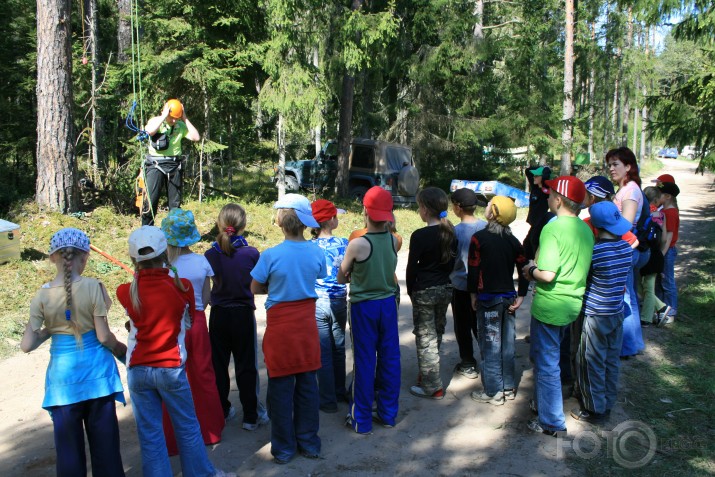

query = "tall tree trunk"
[
  {"left": 640, "top": 85, "right": 648, "bottom": 161},
  {"left": 86, "top": 0, "right": 102, "bottom": 184},
  {"left": 560, "top": 0, "right": 575, "bottom": 176},
  {"left": 36, "top": 0, "right": 77, "bottom": 212},
  {"left": 473, "top": 0, "right": 484, "bottom": 40},
  {"left": 313, "top": 45, "right": 321, "bottom": 156},
  {"left": 277, "top": 114, "right": 286, "bottom": 198},
  {"left": 255, "top": 76, "right": 263, "bottom": 142},
  {"left": 117, "top": 0, "right": 131, "bottom": 63},
  {"left": 587, "top": 23, "right": 596, "bottom": 162},
  {"left": 632, "top": 79, "right": 639, "bottom": 154},
  {"left": 336, "top": 0, "right": 364, "bottom": 197},
  {"left": 202, "top": 83, "right": 213, "bottom": 188}
]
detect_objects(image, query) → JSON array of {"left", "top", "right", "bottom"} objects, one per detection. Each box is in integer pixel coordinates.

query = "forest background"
[{"left": 1, "top": 0, "right": 714, "bottom": 214}]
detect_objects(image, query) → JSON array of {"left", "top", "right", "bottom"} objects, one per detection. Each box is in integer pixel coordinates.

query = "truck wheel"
[
  {"left": 285, "top": 175, "right": 299, "bottom": 192},
  {"left": 397, "top": 166, "right": 420, "bottom": 196},
  {"left": 349, "top": 185, "right": 369, "bottom": 202}
]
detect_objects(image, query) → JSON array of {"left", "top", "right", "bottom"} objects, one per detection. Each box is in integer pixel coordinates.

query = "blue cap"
[
  {"left": 161, "top": 208, "right": 201, "bottom": 247},
  {"left": 274, "top": 193, "right": 320, "bottom": 228},
  {"left": 589, "top": 201, "right": 631, "bottom": 236},
  {"left": 584, "top": 176, "right": 615, "bottom": 199},
  {"left": 49, "top": 227, "right": 91, "bottom": 255}
]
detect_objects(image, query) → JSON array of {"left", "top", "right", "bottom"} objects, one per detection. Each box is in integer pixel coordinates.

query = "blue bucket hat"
[
  {"left": 584, "top": 175, "right": 616, "bottom": 199},
  {"left": 589, "top": 201, "right": 631, "bottom": 236},
  {"left": 160, "top": 209, "right": 201, "bottom": 247},
  {"left": 274, "top": 193, "right": 319, "bottom": 228},
  {"left": 49, "top": 227, "right": 91, "bottom": 255}
]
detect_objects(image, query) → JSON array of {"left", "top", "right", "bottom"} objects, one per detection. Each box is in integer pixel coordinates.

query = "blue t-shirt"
[
  {"left": 312, "top": 236, "right": 349, "bottom": 299},
  {"left": 582, "top": 238, "right": 632, "bottom": 316},
  {"left": 450, "top": 220, "right": 487, "bottom": 291},
  {"left": 251, "top": 240, "right": 327, "bottom": 310}
]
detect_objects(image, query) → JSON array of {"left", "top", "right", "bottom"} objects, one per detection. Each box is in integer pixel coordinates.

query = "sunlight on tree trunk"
[
  {"left": 276, "top": 114, "right": 286, "bottom": 199},
  {"left": 560, "top": 0, "right": 574, "bottom": 176},
  {"left": 36, "top": 0, "right": 77, "bottom": 212}
]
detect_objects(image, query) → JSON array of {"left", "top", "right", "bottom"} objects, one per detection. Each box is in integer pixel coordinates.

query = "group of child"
[{"left": 22, "top": 158, "right": 681, "bottom": 473}]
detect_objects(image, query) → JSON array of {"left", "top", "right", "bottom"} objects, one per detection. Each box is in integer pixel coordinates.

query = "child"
[
  {"left": 250, "top": 194, "right": 326, "bottom": 464},
  {"left": 21, "top": 228, "right": 126, "bottom": 477},
  {"left": 117, "top": 226, "right": 232, "bottom": 477},
  {"left": 338, "top": 186, "right": 400, "bottom": 432},
  {"left": 522, "top": 176, "right": 594, "bottom": 436},
  {"left": 310, "top": 199, "right": 349, "bottom": 413},
  {"left": 571, "top": 201, "right": 632, "bottom": 424},
  {"left": 449, "top": 188, "right": 486, "bottom": 379},
  {"left": 204, "top": 204, "right": 269, "bottom": 431},
  {"left": 407, "top": 187, "right": 456, "bottom": 400},
  {"left": 656, "top": 181, "right": 680, "bottom": 324},
  {"left": 467, "top": 196, "right": 528, "bottom": 405},
  {"left": 160, "top": 209, "right": 224, "bottom": 454},
  {"left": 639, "top": 187, "right": 670, "bottom": 325}
]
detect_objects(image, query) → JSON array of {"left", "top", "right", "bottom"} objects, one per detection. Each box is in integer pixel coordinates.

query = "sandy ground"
[{"left": 0, "top": 158, "right": 712, "bottom": 476}]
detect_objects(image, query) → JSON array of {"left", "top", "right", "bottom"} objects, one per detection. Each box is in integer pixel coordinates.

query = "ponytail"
[
  {"left": 216, "top": 203, "right": 247, "bottom": 255},
  {"left": 60, "top": 247, "right": 82, "bottom": 346},
  {"left": 417, "top": 187, "right": 456, "bottom": 264},
  {"left": 129, "top": 251, "right": 188, "bottom": 313}
]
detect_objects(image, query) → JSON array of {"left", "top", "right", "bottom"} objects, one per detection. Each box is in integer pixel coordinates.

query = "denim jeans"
[
  {"left": 267, "top": 371, "right": 321, "bottom": 462},
  {"left": 576, "top": 313, "right": 624, "bottom": 414},
  {"left": 127, "top": 365, "right": 215, "bottom": 477},
  {"left": 315, "top": 297, "right": 347, "bottom": 410},
  {"left": 530, "top": 317, "right": 569, "bottom": 432},
  {"left": 621, "top": 248, "right": 646, "bottom": 356},
  {"left": 476, "top": 297, "right": 515, "bottom": 396},
  {"left": 659, "top": 246, "right": 678, "bottom": 313}
]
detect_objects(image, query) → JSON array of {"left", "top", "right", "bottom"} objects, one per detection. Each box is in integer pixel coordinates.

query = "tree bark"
[
  {"left": 86, "top": 0, "right": 102, "bottom": 184},
  {"left": 473, "top": 0, "right": 484, "bottom": 40},
  {"left": 36, "top": 0, "right": 77, "bottom": 212},
  {"left": 117, "top": 0, "right": 131, "bottom": 63},
  {"left": 277, "top": 114, "right": 286, "bottom": 198},
  {"left": 313, "top": 45, "right": 321, "bottom": 156},
  {"left": 560, "top": 0, "right": 575, "bottom": 176},
  {"left": 587, "top": 22, "right": 596, "bottom": 162},
  {"left": 336, "top": 0, "right": 364, "bottom": 197}
]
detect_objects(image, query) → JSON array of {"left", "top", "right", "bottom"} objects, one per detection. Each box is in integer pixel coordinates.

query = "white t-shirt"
[
  {"left": 614, "top": 180, "right": 643, "bottom": 225},
  {"left": 170, "top": 253, "right": 214, "bottom": 311}
]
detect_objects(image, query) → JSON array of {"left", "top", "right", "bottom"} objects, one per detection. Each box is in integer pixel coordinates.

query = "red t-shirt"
[
  {"left": 117, "top": 268, "right": 195, "bottom": 368},
  {"left": 662, "top": 207, "right": 680, "bottom": 247}
]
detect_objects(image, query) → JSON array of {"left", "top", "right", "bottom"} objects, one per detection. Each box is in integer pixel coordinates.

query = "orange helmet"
[{"left": 166, "top": 99, "right": 183, "bottom": 119}]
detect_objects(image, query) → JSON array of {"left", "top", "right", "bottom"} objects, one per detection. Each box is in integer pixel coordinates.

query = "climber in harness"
[{"left": 141, "top": 99, "right": 201, "bottom": 225}]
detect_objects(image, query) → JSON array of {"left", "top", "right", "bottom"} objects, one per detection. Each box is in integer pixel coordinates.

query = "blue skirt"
[{"left": 43, "top": 330, "right": 126, "bottom": 411}]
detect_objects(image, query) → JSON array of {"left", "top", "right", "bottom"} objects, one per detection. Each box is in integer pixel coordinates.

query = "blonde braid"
[{"left": 61, "top": 248, "right": 82, "bottom": 346}]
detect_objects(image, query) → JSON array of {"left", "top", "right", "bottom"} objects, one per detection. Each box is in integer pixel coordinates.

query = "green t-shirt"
[
  {"left": 532, "top": 216, "right": 594, "bottom": 326},
  {"left": 147, "top": 120, "right": 189, "bottom": 157}
]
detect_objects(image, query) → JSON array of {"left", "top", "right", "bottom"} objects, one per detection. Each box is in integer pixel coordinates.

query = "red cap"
[
  {"left": 544, "top": 176, "right": 586, "bottom": 204},
  {"left": 652, "top": 174, "right": 675, "bottom": 184},
  {"left": 311, "top": 199, "right": 338, "bottom": 223},
  {"left": 363, "top": 186, "right": 394, "bottom": 222}
]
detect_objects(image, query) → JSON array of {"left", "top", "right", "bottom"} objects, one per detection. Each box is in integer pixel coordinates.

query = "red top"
[
  {"left": 662, "top": 207, "right": 679, "bottom": 247},
  {"left": 117, "top": 268, "right": 195, "bottom": 368}
]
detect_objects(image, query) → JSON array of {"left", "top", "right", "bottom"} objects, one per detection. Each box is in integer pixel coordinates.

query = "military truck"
[{"left": 276, "top": 138, "right": 420, "bottom": 205}]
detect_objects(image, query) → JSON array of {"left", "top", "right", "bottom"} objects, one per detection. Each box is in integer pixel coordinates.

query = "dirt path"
[{"left": 1, "top": 159, "right": 712, "bottom": 477}]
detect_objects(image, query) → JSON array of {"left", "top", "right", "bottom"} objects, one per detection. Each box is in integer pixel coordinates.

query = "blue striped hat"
[{"left": 49, "top": 228, "right": 91, "bottom": 255}]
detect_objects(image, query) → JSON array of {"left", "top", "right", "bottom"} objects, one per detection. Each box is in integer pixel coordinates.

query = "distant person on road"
[
  {"left": 449, "top": 188, "right": 486, "bottom": 380},
  {"left": 142, "top": 99, "right": 200, "bottom": 226},
  {"left": 21, "top": 228, "right": 126, "bottom": 477}
]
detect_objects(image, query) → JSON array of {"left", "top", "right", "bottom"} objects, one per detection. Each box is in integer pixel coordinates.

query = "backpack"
[
  {"left": 635, "top": 214, "right": 663, "bottom": 252},
  {"left": 150, "top": 125, "right": 174, "bottom": 152}
]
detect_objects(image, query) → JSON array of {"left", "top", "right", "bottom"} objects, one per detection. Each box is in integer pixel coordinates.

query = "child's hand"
[
  {"left": 509, "top": 296, "right": 524, "bottom": 313},
  {"left": 124, "top": 320, "right": 131, "bottom": 332},
  {"left": 113, "top": 342, "right": 128, "bottom": 362},
  {"left": 521, "top": 260, "right": 536, "bottom": 280}
]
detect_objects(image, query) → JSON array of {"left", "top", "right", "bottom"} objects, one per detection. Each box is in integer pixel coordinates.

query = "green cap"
[{"left": 531, "top": 166, "right": 545, "bottom": 176}]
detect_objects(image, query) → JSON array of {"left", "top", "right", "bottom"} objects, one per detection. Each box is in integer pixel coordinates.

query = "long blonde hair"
[
  {"left": 128, "top": 250, "right": 188, "bottom": 313},
  {"left": 58, "top": 247, "right": 85, "bottom": 345},
  {"left": 216, "top": 203, "right": 247, "bottom": 255}
]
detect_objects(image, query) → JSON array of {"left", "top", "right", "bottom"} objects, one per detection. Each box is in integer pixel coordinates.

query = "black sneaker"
[{"left": 570, "top": 408, "right": 606, "bottom": 425}]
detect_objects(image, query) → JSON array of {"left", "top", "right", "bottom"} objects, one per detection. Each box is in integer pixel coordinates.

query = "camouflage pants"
[{"left": 411, "top": 284, "right": 453, "bottom": 393}]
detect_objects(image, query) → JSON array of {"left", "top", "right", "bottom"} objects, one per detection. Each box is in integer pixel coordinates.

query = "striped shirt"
[{"left": 582, "top": 238, "right": 632, "bottom": 316}]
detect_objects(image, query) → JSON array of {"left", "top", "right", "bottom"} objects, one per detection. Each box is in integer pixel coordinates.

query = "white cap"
[{"left": 128, "top": 226, "right": 167, "bottom": 262}]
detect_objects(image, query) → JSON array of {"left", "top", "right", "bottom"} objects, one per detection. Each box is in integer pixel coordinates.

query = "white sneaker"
[
  {"left": 242, "top": 412, "right": 270, "bottom": 431},
  {"left": 213, "top": 469, "right": 237, "bottom": 477},
  {"left": 225, "top": 406, "right": 237, "bottom": 422}
]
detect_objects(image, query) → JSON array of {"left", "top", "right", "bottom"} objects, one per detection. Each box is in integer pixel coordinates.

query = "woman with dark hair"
[{"left": 606, "top": 147, "right": 649, "bottom": 358}]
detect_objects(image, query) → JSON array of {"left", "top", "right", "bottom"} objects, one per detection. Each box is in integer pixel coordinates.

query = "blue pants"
[
  {"left": 530, "top": 317, "right": 569, "bottom": 432},
  {"left": 476, "top": 297, "right": 515, "bottom": 395},
  {"left": 348, "top": 297, "right": 400, "bottom": 432},
  {"left": 127, "top": 365, "right": 215, "bottom": 477},
  {"left": 51, "top": 395, "right": 125, "bottom": 477},
  {"left": 315, "top": 297, "right": 347, "bottom": 411},
  {"left": 621, "top": 248, "right": 646, "bottom": 356},
  {"left": 267, "top": 371, "right": 321, "bottom": 461},
  {"left": 657, "top": 246, "right": 678, "bottom": 314},
  {"left": 576, "top": 313, "right": 624, "bottom": 414}
]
